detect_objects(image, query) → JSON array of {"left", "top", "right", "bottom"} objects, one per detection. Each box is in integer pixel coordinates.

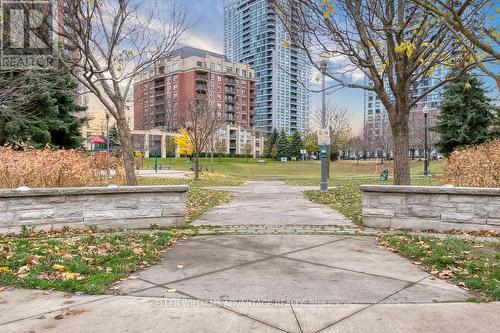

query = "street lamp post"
[
  {"left": 105, "top": 113, "right": 110, "bottom": 177},
  {"left": 320, "top": 52, "right": 329, "bottom": 192},
  {"left": 423, "top": 106, "right": 429, "bottom": 176}
]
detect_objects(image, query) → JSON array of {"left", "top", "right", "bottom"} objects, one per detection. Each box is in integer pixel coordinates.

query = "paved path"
[
  {"left": 197, "top": 181, "right": 351, "bottom": 226},
  {"left": 1, "top": 181, "right": 498, "bottom": 332}
]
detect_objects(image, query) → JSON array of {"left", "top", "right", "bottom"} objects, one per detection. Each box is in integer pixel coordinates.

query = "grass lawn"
[
  {"left": 185, "top": 188, "right": 232, "bottom": 223},
  {"left": 0, "top": 228, "right": 190, "bottom": 294},
  {"left": 138, "top": 173, "right": 246, "bottom": 187},
  {"left": 142, "top": 157, "right": 444, "bottom": 182},
  {"left": 379, "top": 234, "right": 500, "bottom": 301},
  {"left": 139, "top": 174, "right": 235, "bottom": 224}
]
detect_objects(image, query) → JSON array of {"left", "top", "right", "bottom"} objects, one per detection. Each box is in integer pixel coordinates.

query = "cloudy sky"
[
  {"left": 150, "top": 0, "right": 498, "bottom": 134},
  {"left": 173, "top": 0, "right": 366, "bottom": 133}
]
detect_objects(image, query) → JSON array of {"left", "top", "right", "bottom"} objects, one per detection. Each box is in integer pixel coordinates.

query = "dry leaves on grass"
[
  {"left": 379, "top": 234, "right": 500, "bottom": 300},
  {"left": 185, "top": 188, "right": 232, "bottom": 223},
  {"left": 0, "top": 229, "right": 180, "bottom": 294}
]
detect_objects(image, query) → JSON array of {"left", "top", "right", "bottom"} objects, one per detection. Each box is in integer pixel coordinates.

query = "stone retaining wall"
[
  {"left": 360, "top": 185, "right": 500, "bottom": 232},
  {"left": 0, "top": 185, "right": 189, "bottom": 233}
]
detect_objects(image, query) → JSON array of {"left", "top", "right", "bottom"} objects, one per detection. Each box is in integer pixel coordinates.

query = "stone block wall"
[
  {"left": 0, "top": 185, "right": 189, "bottom": 233},
  {"left": 360, "top": 185, "right": 500, "bottom": 232}
]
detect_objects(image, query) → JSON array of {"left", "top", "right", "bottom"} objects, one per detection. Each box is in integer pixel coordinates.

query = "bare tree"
[
  {"left": 348, "top": 134, "right": 364, "bottom": 163},
  {"left": 312, "top": 101, "right": 351, "bottom": 157},
  {"left": 49, "top": 0, "right": 188, "bottom": 185},
  {"left": 275, "top": 0, "right": 475, "bottom": 184},
  {"left": 415, "top": 0, "right": 499, "bottom": 83},
  {"left": 179, "top": 98, "right": 224, "bottom": 180}
]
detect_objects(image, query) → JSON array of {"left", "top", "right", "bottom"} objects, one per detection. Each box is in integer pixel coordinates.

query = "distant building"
[
  {"left": 218, "top": 124, "right": 265, "bottom": 158},
  {"left": 224, "top": 0, "right": 311, "bottom": 134},
  {"left": 363, "top": 67, "right": 448, "bottom": 158},
  {"left": 133, "top": 46, "right": 264, "bottom": 157},
  {"left": 133, "top": 46, "right": 256, "bottom": 131}
]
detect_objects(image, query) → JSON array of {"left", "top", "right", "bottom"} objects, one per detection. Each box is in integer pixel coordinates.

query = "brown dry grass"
[
  {"left": 442, "top": 140, "right": 500, "bottom": 188},
  {"left": 0, "top": 147, "right": 126, "bottom": 189}
]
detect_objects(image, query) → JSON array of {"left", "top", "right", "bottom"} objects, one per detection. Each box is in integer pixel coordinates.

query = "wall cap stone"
[
  {"left": 0, "top": 185, "right": 189, "bottom": 198},
  {"left": 359, "top": 185, "right": 500, "bottom": 196}
]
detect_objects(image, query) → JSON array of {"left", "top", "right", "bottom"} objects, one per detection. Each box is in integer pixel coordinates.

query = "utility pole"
[{"left": 320, "top": 53, "right": 329, "bottom": 192}]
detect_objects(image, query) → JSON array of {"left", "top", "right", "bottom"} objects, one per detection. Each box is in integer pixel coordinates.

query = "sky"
[
  {"left": 148, "top": 0, "right": 499, "bottom": 135},
  {"left": 173, "top": 0, "right": 366, "bottom": 133}
]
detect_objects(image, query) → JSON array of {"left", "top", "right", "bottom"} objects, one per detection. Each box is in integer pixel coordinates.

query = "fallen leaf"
[
  {"left": 62, "top": 272, "right": 82, "bottom": 281},
  {"left": 176, "top": 265, "right": 185, "bottom": 269},
  {"left": 166, "top": 288, "right": 177, "bottom": 293},
  {"left": 0, "top": 267, "right": 11, "bottom": 273},
  {"left": 54, "top": 308, "right": 84, "bottom": 320},
  {"left": 52, "top": 264, "right": 67, "bottom": 272}
]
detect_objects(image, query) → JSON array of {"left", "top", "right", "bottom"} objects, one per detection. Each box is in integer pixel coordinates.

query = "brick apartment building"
[
  {"left": 133, "top": 46, "right": 265, "bottom": 156},
  {"left": 134, "top": 46, "right": 257, "bottom": 131}
]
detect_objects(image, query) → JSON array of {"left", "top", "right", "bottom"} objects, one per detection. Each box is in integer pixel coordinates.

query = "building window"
[
  {"left": 242, "top": 70, "right": 247, "bottom": 77},
  {"left": 217, "top": 64, "right": 222, "bottom": 72},
  {"left": 210, "top": 63, "right": 215, "bottom": 71},
  {"left": 226, "top": 66, "right": 232, "bottom": 73},
  {"left": 197, "top": 61, "right": 203, "bottom": 68}
]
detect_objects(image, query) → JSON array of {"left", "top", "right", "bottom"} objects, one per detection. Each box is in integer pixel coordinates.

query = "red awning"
[{"left": 90, "top": 136, "right": 105, "bottom": 144}]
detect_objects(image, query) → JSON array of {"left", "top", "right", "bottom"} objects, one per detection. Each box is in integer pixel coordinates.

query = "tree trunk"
[
  {"left": 391, "top": 117, "right": 411, "bottom": 185},
  {"left": 116, "top": 115, "right": 137, "bottom": 186},
  {"left": 194, "top": 151, "right": 200, "bottom": 180}
]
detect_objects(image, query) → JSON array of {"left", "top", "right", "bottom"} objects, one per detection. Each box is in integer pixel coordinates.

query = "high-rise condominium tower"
[{"left": 224, "top": 0, "right": 311, "bottom": 134}]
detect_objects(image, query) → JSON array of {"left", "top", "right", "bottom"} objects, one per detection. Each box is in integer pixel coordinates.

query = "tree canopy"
[
  {"left": 434, "top": 74, "right": 498, "bottom": 156},
  {"left": 0, "top": 68, "right": 86, "bottom": 148}
]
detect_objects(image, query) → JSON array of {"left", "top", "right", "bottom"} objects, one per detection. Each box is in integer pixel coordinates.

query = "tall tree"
[
  {"left": 179, "top": 98, "right": 224, "bottom": 180},
  {"left": 276, "top": 130, "right": 289, "bottom": 159},
  {"left": 49, "top": 0, "right": 189, "bottom": 185},
  {"left": 434, "top": 75, "right": 497, "bottom": 156},
  {"left": 288, "top": 130, "right": 303, "bottom": 159},
  {"left": 275, "top": 0, "right": 475, "bottom": 184},
  {"left": 0, "top": 67, "right": 85, "bottom": 148},
  {"left": 266, "top": 129, "right": 279, "bottom": 158},
  {"left": 107, "top": 125, "right": 121, "bottom": 149},
  {"left": 304, "top": 132, "right": 319, "bottom": 157}
]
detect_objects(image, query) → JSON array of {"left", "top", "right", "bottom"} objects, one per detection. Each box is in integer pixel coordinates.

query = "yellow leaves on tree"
[
  {"left": 174, "top": 128, "right": 194, "bottom": 156},
  {"left": 322, "top": 0, "right": 334, "bottom": 20},
  {"left": 395, "top": 41, "right": 415, "bottom": 58},
  {"left": 282, "top": 40, "right": 290, "bottom": 48},
  {"left": 464, "top": 82, "right": 472, "bottom": 89}
]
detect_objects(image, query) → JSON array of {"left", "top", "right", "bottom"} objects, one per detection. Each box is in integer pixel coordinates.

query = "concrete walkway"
[
  {"left": 1, "top": 181, "right": 498, "bottom": 332},
  {"left": 1, "top": 288, "right": 499, "bottom": 332},
  {"left": 197, "top": 181, "right": 352, "bottom": 226}
]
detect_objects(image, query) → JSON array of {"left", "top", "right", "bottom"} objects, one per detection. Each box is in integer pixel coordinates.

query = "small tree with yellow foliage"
[{"left": 174, "top": 128, "right": 194, "bottom": 157}]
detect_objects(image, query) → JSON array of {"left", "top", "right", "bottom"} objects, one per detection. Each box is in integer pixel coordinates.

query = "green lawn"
[
  {"left": 142, "top": 157, "right": 444, "bottom": 182},
  {"left": 379, "top": 234, "right": 500, "bottom": 301},
  {"left": 0, "top": 229, "right": 190, "bottom": 294}
]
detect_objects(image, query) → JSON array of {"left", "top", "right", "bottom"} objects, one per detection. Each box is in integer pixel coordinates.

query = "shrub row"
[
  {"left": 0, "top": 147, "right": 125, "bottom": 189},
  {"left": 442, "top": 140, "right": 500, "bottom": 188}
]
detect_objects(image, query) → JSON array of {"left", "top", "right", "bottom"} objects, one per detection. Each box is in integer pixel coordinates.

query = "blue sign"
[{"left": 320, "top": 144, "right": 327, "bottom": 159}]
